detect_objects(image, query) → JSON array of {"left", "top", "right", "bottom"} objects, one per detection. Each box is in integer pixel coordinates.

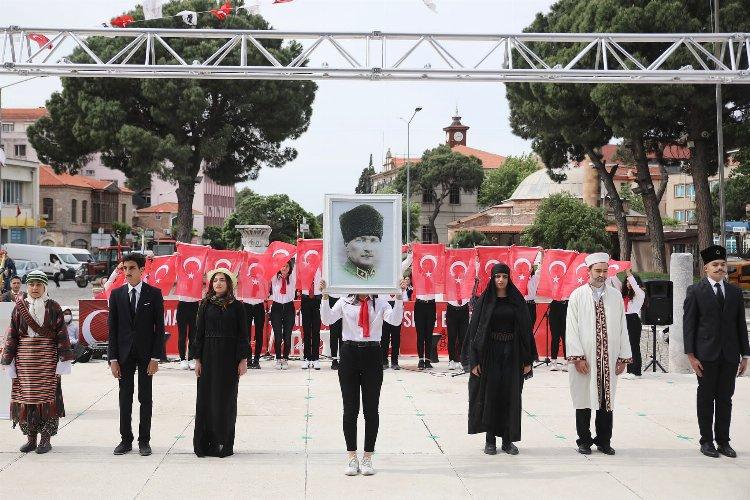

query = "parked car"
[
  {"left": 14, "top": 259, "right": 41, "bottom": 283},
  {"left": 2, "top": 243, "right": 75, "bottom": 279},
  {"left": 727, "top": 259, "right": 750, "bottom": 299}
]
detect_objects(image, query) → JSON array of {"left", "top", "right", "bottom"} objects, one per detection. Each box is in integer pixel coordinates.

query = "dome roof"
[{"left": 509, "top": 167, "right": 584, "bottom": 201}]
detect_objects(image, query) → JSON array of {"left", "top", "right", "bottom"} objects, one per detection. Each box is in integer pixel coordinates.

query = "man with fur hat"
[
  {"left": 565, "top": 252, "right": 632, "bottom": 456},
  {"left": 684, "top": 245, "right": 749, "bottom": 458},
  {"left": 1, "top": 270, "right": 75, "bottom": 454},
  {"left": 339, "top": 204, "right": 383, "bottom": 281}
]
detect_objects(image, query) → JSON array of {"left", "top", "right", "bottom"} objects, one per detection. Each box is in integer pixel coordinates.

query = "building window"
[
  {"left": 14, "top": 144, "right": 26, "bottom": 157},
  {"left": 71, "top": 199, "right": 77, "bottom": 223},
  {"left": 82, "top": 200, "right": 88, "bottom": 223},
  {"left": 422, "top": 190, "right": 434, "bottom": 203},
  {"left": 43, "top": 198, "right": 54, "bottom": 221},
  {"left": 709, "top": 180, "right": 719, "bottom": 191},
  {"left": 686, "top": 209, "right": 696, "bottom": 223},
  {"left": 674, "top": 184, "right": 685, "bottom": 198},
  {"left": 687, "top": 184, "right": 695, "bottom": 199},
  {"left": 122, "top": 204, "right": 127, "bottom": 222},
  {"left": 674, "top": 210, "right": 685, "bottom": 222},
  {"left": 2, "top": 180, "right": 23, "bottom": 204},
  {"left": 673, "top": 243, "right": 686, "bottom": 253},
  {"left": 71, "top": 239, "right": 88, "bottom": 249},
  {"left": 1, "top": 123, "right": 13, "bottom": 133},
  {"left": 421, "top": 225, "right": 433, "bottom": 243},
  {"left": 449, "top": 185, "right": 461, "bottom": 205},
  {"left": 85, "top": 169, "right": 95, "bottom": 176}
]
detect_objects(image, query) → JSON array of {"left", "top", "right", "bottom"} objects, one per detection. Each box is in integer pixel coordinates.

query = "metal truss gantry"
[{"left": 2, "top": 26, "right": 750, "bottom": 84}]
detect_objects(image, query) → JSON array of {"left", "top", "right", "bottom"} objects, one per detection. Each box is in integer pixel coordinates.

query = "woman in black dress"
[
  {"left": 466, "top": 263, "right": 537, "bottom": 455},
  {"left": 193, "top": 268, "right": 249, "bottom": 458}
]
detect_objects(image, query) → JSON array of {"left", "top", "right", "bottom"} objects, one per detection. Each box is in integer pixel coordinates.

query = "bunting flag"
[
  {"left": 608, "top": 259, "right": 632, "bottom": 277},
  {"left": 210, "top": 1, "right": 233, "bottom": 20},
  {"left": 144, "top": 254, "right": 177, "bottom": 296},
  {"left": 177, "top": 10, "right": 198, "bottom": 26},
  {"left": 476, "top": 246, "right": 511, "bottom": 295},
  {"left": 536, "top": 249, "right": 578, "bottom": 301},
  {"left": 142, "top": 0, "right": 164, "bottom": 20},
  {"left": 237, "top": 251, "right": 272, "bottom": 300},
  {"left": 265, "top": 240, "right": 297, "bottom": 279},
  {"left": 296, "top": 238, "right": 323, "bottom": 292},
  {"left": 175, "top": 242, "right": 209, "bottom": 300},
  {"left": 559, "top": 252, "right": 590, "bottom": 300},
  {"left": 110, "top": 15, "right": 135, "bottom": 28},
  {"left": 205, "top": 249, "right": 244, "bottom": 275},
  {"left": 27, "top": 33, "right": 52, "bottom": 49},
  {"left": 237, "top": 1, "right": 261, "bottom": 15},
  {"left": 411, "top": 243, "right": 446, "bottom": 296},
  {"left": 422, "top": 0, "right": 438, "bottom": 13},
  {"left": 273, "top": 0, "right": 295, "bottom": 3},
  {"left": 444, "top": 248, "right": 476, "bottom": 301},
  {"left": 510, "top": 246, "right": 540, "bottom": 296}
]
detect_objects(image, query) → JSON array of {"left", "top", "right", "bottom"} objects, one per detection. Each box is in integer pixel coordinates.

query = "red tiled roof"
[
  {"left": 39, "top": 164, "right": 134, "bottom": 193},
  {"left": 605, "top": 224, "right": 648, "bottom": 235},
  {"left": 137, "top": 202, "right": 202, "bottom": 215},
  {"left": 390, "top": 145, "right": 506, "bottom": 170},
  {"left": 600, "top": 144, "right": 690, "bottom": 164},
  {"left": 0, "top": 107, "right": 48, "bottom": 121},
  {"left": 463, "top": 224, "right": 527, "bottom": 234}
]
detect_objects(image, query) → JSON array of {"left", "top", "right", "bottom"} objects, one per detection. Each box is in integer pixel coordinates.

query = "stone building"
[{"left": 134, "top": 202, "right": 202, "bottom": 240}]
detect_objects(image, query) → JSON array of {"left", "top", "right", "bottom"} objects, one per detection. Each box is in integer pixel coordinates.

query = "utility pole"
[{"left": 714, "top": 0, "right": 727, "bottom": 247}]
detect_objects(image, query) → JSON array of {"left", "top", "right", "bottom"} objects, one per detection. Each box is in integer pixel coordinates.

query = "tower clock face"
[{"left": 453, "top": 131, "right": 464, "bottom": 142}]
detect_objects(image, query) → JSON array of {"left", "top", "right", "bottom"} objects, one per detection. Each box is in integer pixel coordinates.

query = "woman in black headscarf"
[{"left": 465, "top": 262, "right": 537, "bottom": 455}]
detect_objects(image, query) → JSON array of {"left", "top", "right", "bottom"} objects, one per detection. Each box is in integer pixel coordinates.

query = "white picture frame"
[{"left": 323, "top": 194, "right": 402, "bottom": 296}]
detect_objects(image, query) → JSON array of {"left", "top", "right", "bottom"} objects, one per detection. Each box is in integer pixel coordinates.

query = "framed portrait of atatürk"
[{"left": 323, "top": 194, "right": 402, "bottom": 295}]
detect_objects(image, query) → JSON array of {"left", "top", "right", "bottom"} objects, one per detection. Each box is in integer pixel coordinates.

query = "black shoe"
[
  {"left": 501, "top": 442, "right": 519, "bottom": 455},
  {"left": 700, "top": 442, "right": 720, "bottom": 458},
  {"left": 247, "top": 360, "right": 253, "bottom": 368},
  {"left": 331, "top": 360, "right": 339, "bottom": 370},
  {"left": 577, "top": 444, "right": 592, "bottom": 455},
  {"left": 139, "top": 442, "right": 152, "bottom": 456},
  {"left": 36, "top": 438, "right": 52, "bottom": 454},
  {"left": 20, "top": 436, "right": 37, "bottom": 453},
  {"left": 382, "top": 361, "right": 389, "bottom": 369},
  {"left": 717, "top": 444, "right": 737, "bottom": 458},
  {"left": 484, "top": 443, "right": 497, "bottom": 455},
  {"left": 250, "top": 361, "right": 260, "bottom": 369},
  {"left": 596, "top": 445, "right": 616, "bottom": 455},
  {"left": 392, "top": 363, "right": 401, "bottom": 370},
  {"left": 424, "top": 360, "right": 433, "bottom": 369},
  {"left": 418, "top": 360, "right": 425, "bottom": 370},
  {"left": 114, "top": 442, "right": 133, "bottom": 455}
]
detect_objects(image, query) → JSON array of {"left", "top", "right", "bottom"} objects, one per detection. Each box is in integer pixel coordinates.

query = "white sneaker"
[
  {"left": 313, "top": 360, "right": 321, "bottom": 370},
  {"left": 179, "top": 360, "right": 189, "bottom": 370},
  {"left": 302, "top": 360, "right": 309, "bottom": 369},
  {"left": 282, "top": 359, "right": 289, "bottom": 370},
  {"left": 561, "top": 362, "right": 568, "bottom": 372},
  {"left": 275, "top": 360, "right": 283, "bottom": 370},
  {"left": 344, "top": 456, "right": 360, "bottom": 476},
  {"left": 360, "top": 456, "right": 375, "bottom": 476},
  {"left": 622, "top": 373, "right": 635, "bottom": 380},
  {"left": 188, "top": 360, "right": 196, "bottom": 371},
  {"left": 550, "top": 360, "right": 559, "bottom": 371}
]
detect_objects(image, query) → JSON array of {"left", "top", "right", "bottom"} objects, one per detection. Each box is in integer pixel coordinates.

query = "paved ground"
[{"left": 1, "top": 356, "right": 749, "bottom": 500}]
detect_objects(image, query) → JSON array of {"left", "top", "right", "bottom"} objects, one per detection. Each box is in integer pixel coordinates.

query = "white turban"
[{"left": 584, "top": 252, "right": 610, "bottom": 267}]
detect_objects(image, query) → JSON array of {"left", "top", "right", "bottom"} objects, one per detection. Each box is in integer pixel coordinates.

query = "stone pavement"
[{"left": 1, "top": 358, "right": 749, "bottom": 500}]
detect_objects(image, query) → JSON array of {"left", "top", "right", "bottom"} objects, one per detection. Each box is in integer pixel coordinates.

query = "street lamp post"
[
  {"left": 405, "top": 106, "right": 422, "bottom": 243},
  {"left": 714, "top": 0, "right": 727, "bottom": 247}
]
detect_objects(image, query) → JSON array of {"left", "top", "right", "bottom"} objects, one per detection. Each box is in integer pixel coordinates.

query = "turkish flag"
[
  {"left": 536, "top": 249, "right": 578, "bottom": 301},
  {"left": 401, "top": 244, "right": 408, "bottom": 254},
  {"left": 412, "top": 243, "right": 445, "bottom": 296},
  {"left": 296, "top": 239, "right": 323, "bottom": 292},
  {"left": 205, "top": 249, "right": 244, "bottom": 275},
  {"left": 210, "top": 1, "right": 232, "bottom": 20},
  {"left": 608, "top": 259, "right": 632, "bottom": 277},
  {"left": 98, "top": 269, "right": 126, "bottom": 300},
  {"left": 175, "top": 243, "right": 209, "bottom": 300},
  {"left": 237, "top": 251, "right": 272, "bottom": 301},
  {"left": 144, "top": 255, "right": 177, "bottom": 296},
  {"left": 110, "top": 15, "right": 135, "bottom": 28},
  {"left": 509, "top": 246, "right": 540, "bottom": 296},
  {"left": 444, "top": 248, "right": 476, "bottom": 301},
  {"left": 27, "top": 33, "right": 52, "bottom": 49},
  {"left": 559, "top": 253, "right": 590, "bottom": 300},
  {"left": 266, "top": 241, "right": 297, "bottom": 278},
  {"left": 476, "top": 246, "right": 511, "bottom": 295}
]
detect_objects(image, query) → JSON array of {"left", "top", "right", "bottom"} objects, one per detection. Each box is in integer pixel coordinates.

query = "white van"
[
  {"left": 65, "top": 247, "right": 94, "bottom": 266},
  {"left": 2, "top": 243, "right": 77, "bottom": 279}
]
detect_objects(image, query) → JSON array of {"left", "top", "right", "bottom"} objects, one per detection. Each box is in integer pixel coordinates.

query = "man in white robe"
[{"left": 565, "top": 253, "right": 632, "bottom": 455}]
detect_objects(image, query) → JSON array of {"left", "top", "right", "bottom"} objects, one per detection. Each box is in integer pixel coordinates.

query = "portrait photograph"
[{"left": 323, "top": 194, "right": 402, "bottom": 295}]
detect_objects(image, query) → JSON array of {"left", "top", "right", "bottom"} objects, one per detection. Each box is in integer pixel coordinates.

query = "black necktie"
[
  {"left": 714, "top": 283, "right": 725, "bottom": 310},
  {"left": 130, "top": 288, "right": 137, "bottom": 317}
]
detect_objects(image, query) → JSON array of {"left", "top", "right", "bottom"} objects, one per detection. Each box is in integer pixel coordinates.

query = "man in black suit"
[
  {"left": 108, "top": 253, "right": 165, "bottom": 456},
  {"left": 684, "top": 245, "right": 749, "bottom": 459}
]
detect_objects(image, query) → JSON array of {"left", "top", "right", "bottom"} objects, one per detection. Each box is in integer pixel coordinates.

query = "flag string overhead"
[{"left": 107, "top": 0, "right": 291, "bottom": 28}]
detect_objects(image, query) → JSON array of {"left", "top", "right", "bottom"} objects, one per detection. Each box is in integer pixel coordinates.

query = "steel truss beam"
[{"left": 2, "top": 26, "right": 750, "bottom": 84}]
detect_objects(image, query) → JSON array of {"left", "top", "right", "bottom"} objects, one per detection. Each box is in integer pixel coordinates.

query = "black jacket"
[
  {"left": 107, "top": 281, "right": 165, "bottom": 362},
  {"left": 683, "top": 278, "right": 749, "bottom": 363}
]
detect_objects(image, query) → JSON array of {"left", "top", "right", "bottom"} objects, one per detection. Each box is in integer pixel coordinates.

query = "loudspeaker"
[{"left": 642, "top": 280, "right": 673, "bottom": 326}]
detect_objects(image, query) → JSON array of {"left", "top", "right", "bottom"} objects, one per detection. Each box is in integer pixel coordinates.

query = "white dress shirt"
[
  {"left": 448, "top": 299, "right": 469, "bottom": 307},
  {"left": 624, "top": 275, "right": 645, "bottom": 315},
  {"left": 707, "top": 276, "right": 726, "bottom": 299},
  {"left": 590, "top": 283, "right": 607, "bottom": 302},
  {"left": 271, "top": 270, "right": 296, "bottom": 304},
  {"left": 525, "top": 272, "right": 540, "bottom": 301},
  {"left": 321, "top": 296, "right": 403, "bottom": 342}
]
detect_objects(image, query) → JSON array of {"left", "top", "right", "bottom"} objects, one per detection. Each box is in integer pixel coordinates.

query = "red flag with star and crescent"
[
  {"left": 27, "top": 33, "right": 52, "bottom": 49},
  {"left": 558, "top": 253, "right": 589, "bottom": 300},
  {"left": 97, "top": 268, "right": 126, "bottom": 300},
  {"left": 205, "top": 249, "right": 244, "bottom": 275},
  {"left": 607, "top": 259, "right": 632, "bottom": 277},
  {"left": 476, "top": 246, "right": 511, "bottom": 295},
  {"left": 444, "top": 248, "right": 476, "bottom": 301},
  {"left": 143, "top": 254, "right": 177, "bottom": 296},
  {"left": 265, "top": 241, "right": 297, "bottom": 279},
  {"left": 536, "top": 249, "right": 578, "bottom": 301},
  {"left": 237, "top": 251, "right": 273, "bottom": 301},
  {"left": 411, "top": 243, "right": 445, "bottom": 296},
  {"left": 296, "top": 238, "right": 323, "bottom": 292},
  {"left": 509, "top": 246, "right": 540, "bottom": 296},
  {"left": 175, "top": 243, "right": 209, "bottom": 300}
]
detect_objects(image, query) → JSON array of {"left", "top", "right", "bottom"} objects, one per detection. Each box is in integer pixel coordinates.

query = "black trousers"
[
  {"left": 380, "top": 301, "right": 401, "bottom": 364},
  {"left": 301, "top": 295, "right": 322, "bottom": 361},
  {"left": 270, "top": 302, "right": 295, "bottom": 359},
  {"left": 576, "top": 385, "right": 613, "bottom": 447},
  {"left": 526, "top": 301, "right": 537, "bottom": 332},
  {"left": 446, "top": 303, "right": 469, "bottom": 362},
  {"left": 177, "top": 300, "right": 199, "bottom": 361},
  {"left": 52, "top": 271, "right": 61, "bottom": 287},
  {"left": 338, "top": 342, "right": 383, "bottom": 452},
  {"left": 118, "top": 349, "right": 153, "bottom": 444},
  {"left": 696, "top": 358, "right": 739, "bottom": 445},
  {"left": 549, "top": 300, "right": 568, "bottom": 360},
  {"left": 414, "top": 299, "right": 436, "bottom": 360},
  {"left": 625, "top": 314, "right": 642, "bottom": 376},
  {"left": 329, "top": 297, "right": 342, "bottom": 360},
  {"left": 244, "top": 302, "right": 266, "bottom": 362}
]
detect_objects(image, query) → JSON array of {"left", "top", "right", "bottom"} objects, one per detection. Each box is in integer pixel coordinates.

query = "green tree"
[
  {"left": 393, "top": 145, "right": 484, "bottom": 243},
  {"left": 27, "top": 0, "right": 316, "bottom": 243},
  {"left": 712, "top": 154, "right": 750, "bottom": 222},
  {"left": 235, "top": 187, "right": 259, "bottom": 208},
  {"left": 477, "top": 154, "right": 540, "bottom": 206},
  {"left": 202, "top": 225, "right": 227, "bottom": 250},
  {"left": 619, "top": 183, "right": 645, "bottom": 214},
  {"left": 355, "top": 154, "right": 376, "bottom": 194},
  {"left": 375, "top": 183, "right": 421, "bottom": 243},
  {"left": 521, "top": 193, "right": 611, "bottom": 253},
  {"left": 111, "top": 221, "right": 132, "bottom": 245},
  {"left": 223, "top": 193, "right": 320, "bottom": 248},
  {"left": 449, "top": 230, "right": 488, "bottom": 248}
]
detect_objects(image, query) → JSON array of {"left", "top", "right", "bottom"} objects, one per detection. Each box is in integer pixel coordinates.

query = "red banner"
[
  {"left": 509, "top": 246, "right": 540, "bottom": 296},
  {"left": 476, "top": 246, "right": 511, "bottom": 295},
  {"left": 236, "top": 252, "right": 272, "bottom": 301},
  {"left": 608, "top": 259, "right": 632, "bottom": 277},
  {"left": 443, "top": 248, "right": 476, "bottom": 301},
  {"left": 412, "top": 243, "right": 446, "bottom": 296},
  {"left": 266, "top": 241, "right": 296, "bottom": 278},
  {"left": 175, "top": 243, "right": 209, "bottom": 300},
  {"left": 559, "top": 252, "right": 589, "bottom": 300},
  {"left": 144, "top": 254, "right": 177, "bottom": 296},
  {"left": 296, "top": 239, "right": 323, "bottom": 292},
  {"left": 537, "top": 249, "right": 578, "bottom": 301}
]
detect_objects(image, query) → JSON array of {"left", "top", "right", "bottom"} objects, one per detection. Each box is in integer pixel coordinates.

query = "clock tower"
[{"left": 443, "top": 108, "right": 469, "bottom": 147}]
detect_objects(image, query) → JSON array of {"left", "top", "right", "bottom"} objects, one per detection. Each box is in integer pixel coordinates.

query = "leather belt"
[
  {"left": 416, "top": 298, "right": 435, "bottom": 303},
  {"left": 490, "top": 332, "right": 514, "bottom": 342},
  {"left": 342, "top": 340, "right": 380, "bottom": 348}
]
